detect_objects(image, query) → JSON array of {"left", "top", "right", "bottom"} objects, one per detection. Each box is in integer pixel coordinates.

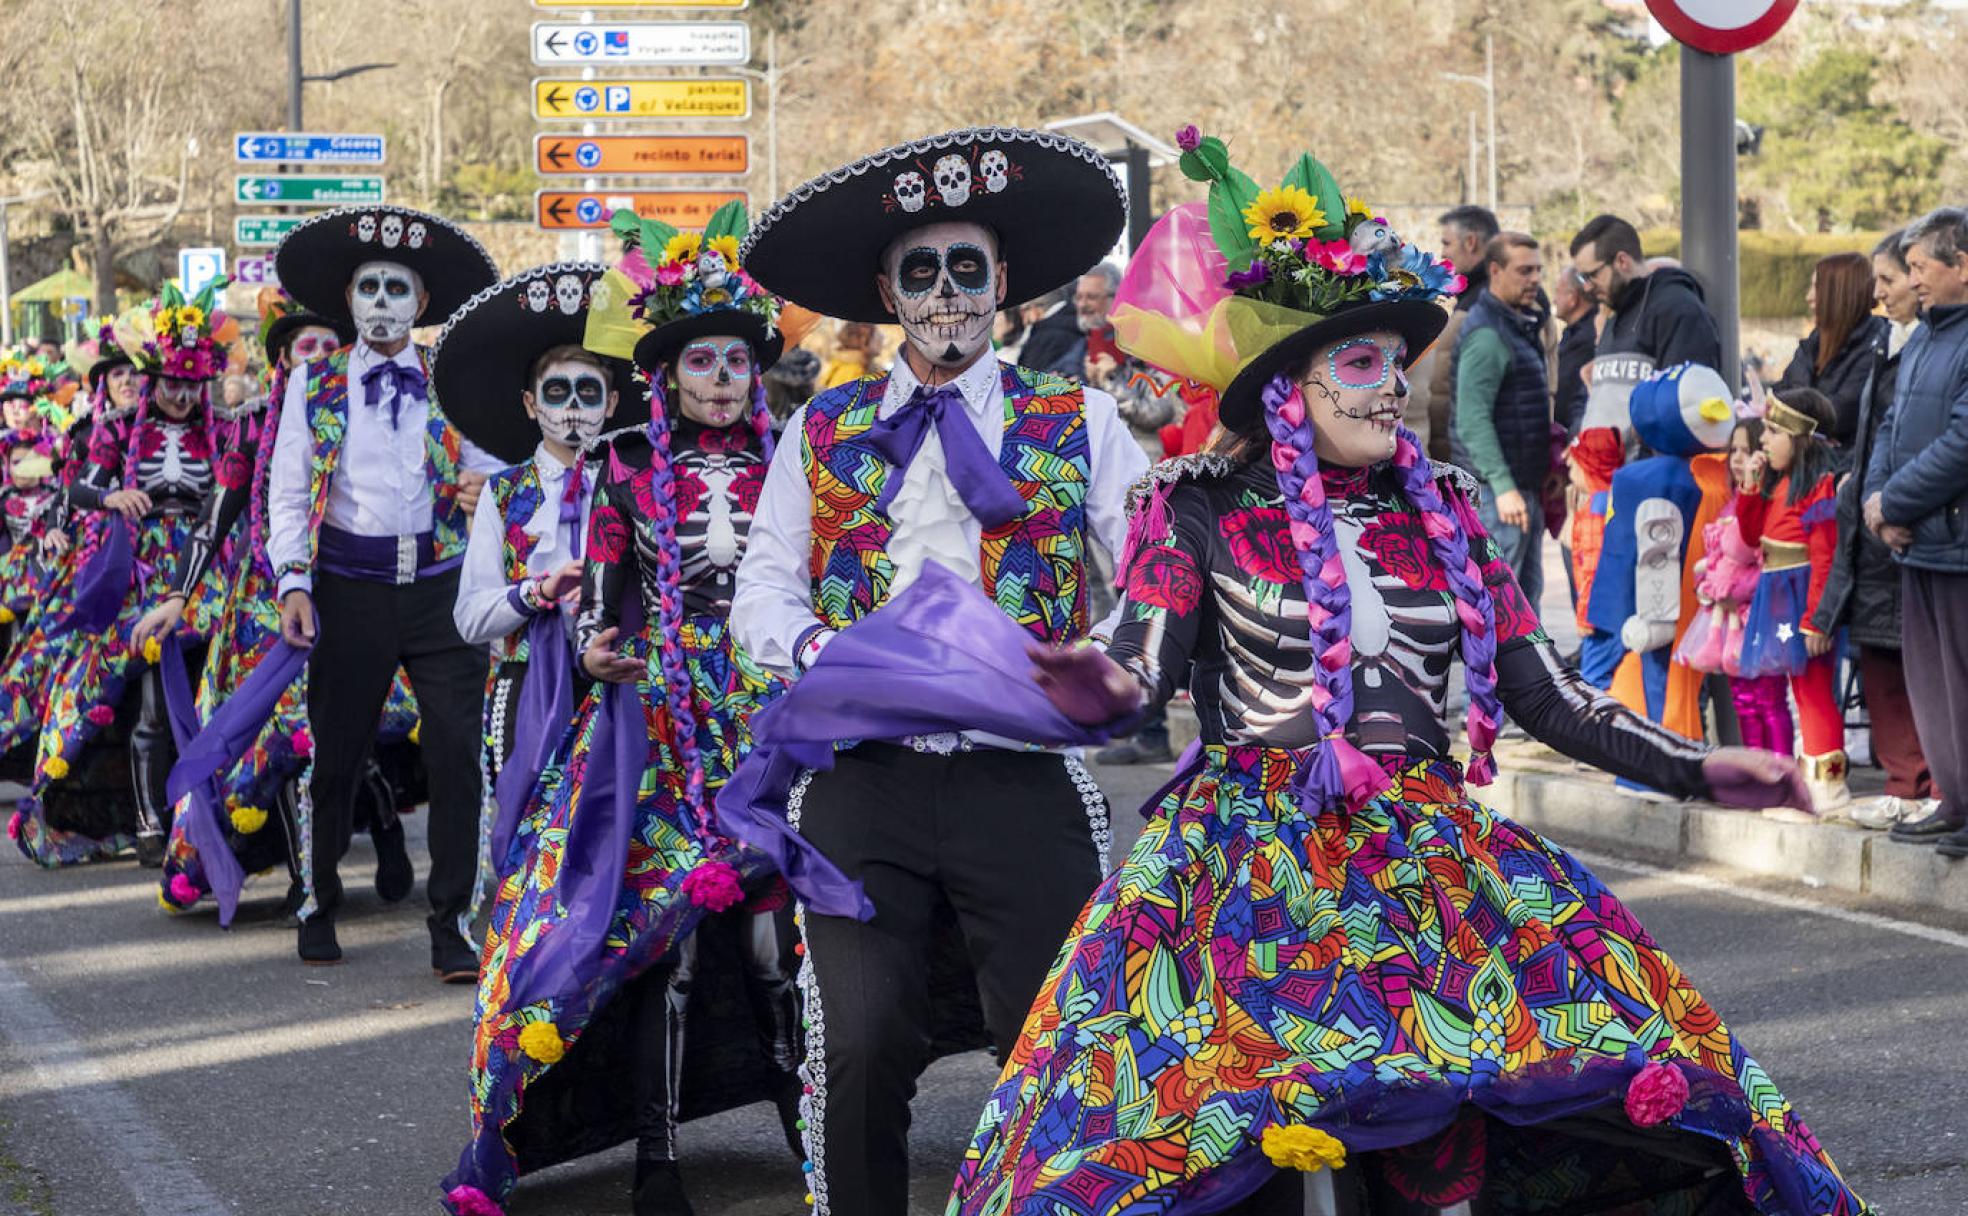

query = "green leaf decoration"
[
  {"left": 703, "top": 199, "right": 749, "bottom": 243},
  {"left": 1281, "top": 153, "right": 1348, "bottom": 241},
  {"left": 1207, "top": 165, "right": 1263, "bottom": 271},
  {"left": 608, "top": 209, "right": 643, "bottom": 246},
  {"left": 637, "top": 215, "right": 680, "bottom": 255}
]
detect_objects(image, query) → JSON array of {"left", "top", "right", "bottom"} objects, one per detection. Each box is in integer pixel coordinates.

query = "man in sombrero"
[
  {"left": 728, "top": 127, "right": 1150, "bottom": 1216},
  {"left": 265, "top": 205, "right": 500, "bottom": 975}
]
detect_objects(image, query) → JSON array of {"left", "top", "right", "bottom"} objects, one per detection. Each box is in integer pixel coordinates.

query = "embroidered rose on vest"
[
  {"left": 588, "top": 504, "right": 630, "bottom": 562},
  {"left": 214, "top": 451, "right": 251, "bottom": 491},
  {"left": 1218, "top": 507, "right": 1298, "bottom": 585},
  {"left": 1360, "top": 513, "right": 1447, "bottom": 592},
  {"left": 1125, "top": 544, "right": 1203, "bottom": 614},
  {"left": 670, "top": 467, "right": 707, "bottom": 520},
  {"left": 732, "top": 465, "right": 764, "bottom": 515}
]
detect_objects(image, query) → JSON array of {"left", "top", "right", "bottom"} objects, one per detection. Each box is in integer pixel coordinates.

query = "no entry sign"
[{"left": 1644, "top": 0, "right": 1797, "bottom": 55}]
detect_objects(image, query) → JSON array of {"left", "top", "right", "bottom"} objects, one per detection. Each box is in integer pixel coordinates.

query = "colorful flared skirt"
[
  {"left": 946, "top": 747, "right": 1870, "bottom": 1216},
  {"left": 1736, "top": 567, "right": 1819, "bottom": 679},
  {"left": 444, "top": 613, "right": 789, "bottom": 1212}
]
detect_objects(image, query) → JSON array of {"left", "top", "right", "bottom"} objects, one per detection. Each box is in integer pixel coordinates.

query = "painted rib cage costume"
[
  {"left": 945, "top": 135, "right": 1868, "bottom": 1215},
  {"left": 444, "top": 206, "right": 799, "bottom": 1216}
]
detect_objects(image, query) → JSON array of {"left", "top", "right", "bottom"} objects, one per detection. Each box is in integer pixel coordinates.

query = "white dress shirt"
[
  {"left": 454, "top": 443, "right": 590, "bottom": 646},
  {"left": 732, "top": 354, "right": 1148, "bottom": 678},
  {"left": 267, "top": 340, "right": 503, "bottom": 598}
]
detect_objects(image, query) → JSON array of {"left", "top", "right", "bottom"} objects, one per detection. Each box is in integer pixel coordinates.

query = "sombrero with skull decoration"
[
  {"left": 431, "top": 261, "right": 646, "bottom": 465},
  {"left": 740, "top": 126, "right": 1126, "bottom": 323},
  {"left": 274, "top": 204, "right": 499, "bottom": 330}
]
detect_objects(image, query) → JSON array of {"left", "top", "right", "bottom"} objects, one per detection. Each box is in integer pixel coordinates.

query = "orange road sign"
[
  {"left": 534, "top": 189, "right": 747, "bottom": 230},
  {"left": 534, "top": 134, "right": 749, "bottom": 176}
]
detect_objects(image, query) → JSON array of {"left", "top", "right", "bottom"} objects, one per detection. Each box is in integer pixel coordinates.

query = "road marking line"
[
  {"left": 0, "top": 955, "right": 230, "bottom": 1216},
  {"left": 1572, "top": 847, "right": 1968, "bottom": 952}
]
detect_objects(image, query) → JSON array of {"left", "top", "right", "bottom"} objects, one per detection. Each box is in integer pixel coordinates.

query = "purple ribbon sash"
[
  {"left": 865, "top": 384, "right": 1027, "bottom": 527},
  {"left": 488, "top": 610, "right": 575, "bottom": 874},
  {"left": 52, "top": 516, "right": 133, "bottom": 637}
]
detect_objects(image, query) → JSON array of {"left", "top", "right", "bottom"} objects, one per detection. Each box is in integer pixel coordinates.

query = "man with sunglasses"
[{"left": 266, "top": 206, "right": 501, "bottom": 975}]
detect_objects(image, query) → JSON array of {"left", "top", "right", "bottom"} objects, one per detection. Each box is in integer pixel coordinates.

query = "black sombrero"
[
  {"left": 740, "top": 127, "right": 1125, "bottom": 323},
  {"left": 1218, "top": 298, "right": 1447, "bottom": 433},
  {"left": 274, "top": 205, "right": 499, "bottom": 330},
  {"left": 262, "top": 310, "right": 354, "bottom": 361},
  {"left": 634, "top": 308, "right": 783, "bottom": 375},
  {"left": 432, "top": 262, "right": 647, "bottom": 466}
]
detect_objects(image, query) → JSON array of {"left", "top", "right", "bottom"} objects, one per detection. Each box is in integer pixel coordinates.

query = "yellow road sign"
[{"left": 532, "top": 78, "right": 749, "bottom": 121}]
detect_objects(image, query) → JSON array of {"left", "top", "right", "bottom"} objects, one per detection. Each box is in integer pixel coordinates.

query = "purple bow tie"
[
  {"left": 559, "top": 461, "right": 590, "bottom": 559},
  {"left": 359, "top": 359, "right": 428, "bottom": 428},
  {"left": 865, "top": 383, "right": 1026, "bottom": 528}
]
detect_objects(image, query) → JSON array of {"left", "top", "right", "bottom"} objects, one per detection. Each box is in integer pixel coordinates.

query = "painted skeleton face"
[
  {"left": 893, "top": 171, "right": 927, "bottom": 214},
  {"left": 876, "top": 221, "right": 1003, "bottom": 371},
  {"left": 153, "top": 375, "right": 204, "bottom": 420},
  {"left": 106, "top": 365, "right": 142, "bottom": 409},
  {"left": 1296, "top": 329, "right": 1409, "bottom": 468},
  {"left": 348, "top": 260, "right": 424, "bottom": 346},
  {"left": 380, "top": 213, "right": 404, "bottom": 249},
  {"left": 526, "top": 356, "right": 615, "bottom": 449},
  {"left": 671, "top": 336, "right": 754, "bottom": 429},
  {"left": 932, "top": 154, "right": 972, "bottom": 207}
]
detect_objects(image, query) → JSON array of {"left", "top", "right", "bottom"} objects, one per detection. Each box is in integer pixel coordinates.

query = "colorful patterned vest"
[
  {"left": 801, "top": 363, "right": 1090, "bottom": 643},
  {"left": 294, "top": 346, "right": 471, "bottom": 573},
  {"left": 486, "top": 460, "right": 548, "bottom": 665}
]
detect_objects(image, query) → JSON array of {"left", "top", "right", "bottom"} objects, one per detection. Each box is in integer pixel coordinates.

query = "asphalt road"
[{"left": 0, "top": 759, "right": 1961, "bottom": 1215}]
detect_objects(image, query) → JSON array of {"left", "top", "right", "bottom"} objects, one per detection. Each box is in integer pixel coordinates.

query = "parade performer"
[
  {"left": 265, "top": 205, "right": 500, "bottom": 974},
  {"left": 718, "top": 128, "right": 1146, "bottom": 1216},
  {"left": 944, "top": 132, "right": 1866, "bottom": 1216},
  {"left": 8, "top": 285, "right": 237, "bottom": 868},
  {"left": 137, "top": 292, "right": 423, "bottom": 921},
  {"left": 1737, "top": 388, "right": 1847, "bottom": 809},
  {"left": 443, "top": 208, "right": 797, "bottom": 1216},
  {"left": 0, "top": 353, "right": 65, "bottom": 625}
]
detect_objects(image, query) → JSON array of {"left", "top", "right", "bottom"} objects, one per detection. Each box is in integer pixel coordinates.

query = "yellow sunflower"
[
  {"left": 1345, "top": 196, "right": 1375, "bottom": 220},
  {"left": 661, "top": 232, "right": 703, "bottom": 268},
  {"left": 1243, "top": 186, "right": 1325, "bottom": 243},
  {"left": 707, "top": 234, "right": 741, "bottom": 267},
  {"left": 177, "top": 305, "right": 206, "bottom": 330}
]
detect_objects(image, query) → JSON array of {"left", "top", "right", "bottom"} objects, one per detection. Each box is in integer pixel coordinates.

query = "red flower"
[
  {"left": 670, "top": 468, "right": 707, "bottom": 520},
  {"left": 1483, "top": 555, "right": 1541, "bottom": 644},
  {"left": 588, "top": 505, "right": 630, "bottom": 562},
  {"left": 135, "top": 428, "right": 165, "bottom": 459},
  {"left": 214, "top": 452, "right": 251, "bottom": 491},
  {"left": 1125, "top": 545, "right": 1203, "bottom": 614},
  {"left": 732, "top": 466, "right": 764, "bottom": 515},
  {"left": 1217, "top": 507, "right": 1299, "bottom": 585},
  {"left": 1360, "top": 514, "right": 1446, "bottom": 591}
]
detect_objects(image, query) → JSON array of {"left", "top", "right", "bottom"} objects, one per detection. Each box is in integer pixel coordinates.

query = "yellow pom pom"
[
  {"left": 1699, "top": 396, "right": 1732, "bottom": 424},
  {"left": 0, "top": 606, "right": 16, "bottom": 624},
  {"left": 408, "top": 721, "right": 422, "bottom": 746},
  {"left": 157, "top": 890, "right": 178, "bottom": 913},
  {"left": 229, "top": 805, "right": 268, "bottom": 834},
  {"left": 142, "top": 636, "right": 162, "bottom": 664},
  {"left": 1261, "top": 1124, "right": 1346, "bottom": 1173},
  {"left": 517, "top": 1020, "right": 565, "bottom": 1064},
  {"left": 42, "top": 756, "right": 68, "bottom": 781}
]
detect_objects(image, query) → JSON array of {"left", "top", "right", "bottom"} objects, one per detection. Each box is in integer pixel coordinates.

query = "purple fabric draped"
[
  {"left": 359, "top": 359, "right": 427, "bottom": 428},
  {"left": 489, "top": 610, "right": 574, "bottom": 875},
  {"left": 714, "top": 561, "right": 1126, "bottom": 920},
  {"left": 53, "top": 517, "right": 133, "bottom": 637},
  {"left": 865, "top": 384, "right": 1027, "bottom": 527},
  {"left": 559, "top": 463, "right": 589, "bottom": 560},
  {"left": 155, "top": 634, "right": 248, "bottom": 925}
]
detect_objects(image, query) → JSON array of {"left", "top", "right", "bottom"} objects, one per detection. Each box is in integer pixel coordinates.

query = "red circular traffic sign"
[{"left": 1645, "top": 0, "right": 1798, "bottom": 55}]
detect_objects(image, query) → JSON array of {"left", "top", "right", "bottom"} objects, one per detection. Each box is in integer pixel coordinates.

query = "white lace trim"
[
  {"left": 785, "top": 769, "right": 830, "bottom": 1214},
  {"left": 885, "top": 431, "right": 980, "bottom": 596},
  {"left": 1063, "top": 755, "right": 1112, "bottom": 878}
]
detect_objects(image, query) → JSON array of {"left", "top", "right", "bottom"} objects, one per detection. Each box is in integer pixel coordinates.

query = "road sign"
[
  {"left": 535, "top": 190, "right": 746, "bottom": 231},
  {"left": 234, "top": 215, "right": 307, "bottom": 247},
  {"left": 533, "top": 0, "right": 744, "bottom": 7},
  {"left": 178, "top": 247, "right": 226, "bottom": 296},
  {"left": 532, "top": 78, "right": 749, "bottom": 121},
  {"left": 233, "top": 133, "right": 387, "bottom": 164},
  {"left": 235, "top": 255, "right": 278, "bottom": 286},
  {"left": 534, "top": 134, "right": 748, "bottom": 176},
  {"left": 532, "top": 22, "right": 749, "bottom": 66},
  {"left": 1644, "top": 0, "right": 1797, "bottom": 54},
  {"left": 234, "top": 175, "right": 386, "bottom": 205}
]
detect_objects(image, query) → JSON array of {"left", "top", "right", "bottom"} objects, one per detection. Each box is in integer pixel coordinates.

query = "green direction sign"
[
  {"left": 234, "top": 175, "right": 385, "bottom": 205},
  {"left": 234, "top": 215, "right": 307, "bottom": 247}
]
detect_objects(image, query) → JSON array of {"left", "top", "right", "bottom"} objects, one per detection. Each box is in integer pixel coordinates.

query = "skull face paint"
[
  {"left": 671, "top": 337, "right": 754, "bottom": 429},
  {"left": 348, "top": 260, "right": 424, "bottom": 347},
  {"left": 553, "top": 273, "right": 585, "bottom": 316},
  {"left": 526, "top": 356, "right": 615, "bottom": 450},
  {"left": 153, "top": 376, "right": 205, "bottom": 421},
  {"left": 877, "top": 221, "right": 1002, "bottom": 371},
  {"left": 932, "top": 154, "right": 973, "bottom": 207},
  {"left": 1297, "top": 329, "right": 1409, "bottom": 468},
  {"left": 106, "top": 365, "right": 142, "bottom": 409}
]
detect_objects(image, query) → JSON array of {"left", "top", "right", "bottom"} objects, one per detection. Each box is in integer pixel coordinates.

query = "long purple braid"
[
  {"left": 641, "top": 376, "right": 715, "bottom": 845},
  {"left": 747, "top": 375, "right": 776, "bottom": 462}
]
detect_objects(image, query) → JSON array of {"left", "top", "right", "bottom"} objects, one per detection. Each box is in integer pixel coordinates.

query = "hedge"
[{"left": 1639, "top": 230, "right": 1888, "bottom": 319}]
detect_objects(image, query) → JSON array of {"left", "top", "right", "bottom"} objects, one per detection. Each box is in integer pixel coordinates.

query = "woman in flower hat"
[
  {"left": 945, "top": 132, "right": 1870, "bottom": 1215},
  {"left": 443, "top": 205, "right": 800, "bottom": 1216},
  {"left": 7, "top": 282, "right": 239, "bottom": 869}
]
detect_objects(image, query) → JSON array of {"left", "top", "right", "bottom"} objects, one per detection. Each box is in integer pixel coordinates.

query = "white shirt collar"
[
  {"left": 885, "top": 351, "right": 1003, "bottom": 417},
  {"left": 531, "top": 441, "right": 578, "bottom": 484},
  {"left": 350, "top": 340, "right": 422, "bottom": 373}
]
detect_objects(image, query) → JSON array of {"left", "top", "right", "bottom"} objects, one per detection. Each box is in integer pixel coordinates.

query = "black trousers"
[
  {"left": 797, "top": 743, "right": 1104, "bottom": 1216},
  {"left": 306, "top": 569, "right": 483, "bottom": 927},
  {"left": 1901, "top": 566, "right": 1968, "bottom": 823}
]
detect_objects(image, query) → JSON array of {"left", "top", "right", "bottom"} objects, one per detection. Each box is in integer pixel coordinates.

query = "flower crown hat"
[
  {"left": 115, "top": 279, "right": 239, "bottom": 382},
  {"left": 584, "top": 201, "right": 785, "bottom": 376},
  {"left": 0, "top": 347, "right": 55, "bottom": 403},
  {"left": 1114, "top": 128, "right": 1465, "bottom": 431}
]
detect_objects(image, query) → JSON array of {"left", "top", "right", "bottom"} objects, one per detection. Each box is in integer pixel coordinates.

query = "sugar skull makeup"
[
  {"left": 527, "top": 356, "right": 615, "bottom": 449},
  {"left": 670, "top": 335, "right": 755, "bottom": 429},
  {"left": 284, "top": 325, "right": 341, "bottom": 367},
  {"left": 877, "top": 220, "right": 1002, "bottom": 370},
  {"left": 153, "top": 375, "right": 205, "bottom": 420},
  {"left": 348, "top": 260, "right": 423, "bottom": 346},
  {"left": 106, "top": 365, "right": 142, "bottom": 409},
  {"left": 1297, "top": 329, "right": 1409, "bottom": 468},
  {"left": 677, "top": 339, "right": 753, "bottom": 381}
]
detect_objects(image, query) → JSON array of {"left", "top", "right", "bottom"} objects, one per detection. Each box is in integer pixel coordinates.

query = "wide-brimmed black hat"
[
  {"left": 1218, "top": 298, "right": 1447, "bottom": 434},
  {"left": 633, "top": 309, "right": 783, "bottom": 376},
  {"left": 85, "top": 345, "right": 134, "bottom": 391},
  {"left": 741, "top": 127, "right": 1125, "bottom": 323},
  {"left": 262, "top": 310, "right": 354, "bottom": 361},
  {"left": 432, "top": 262, "right": 646, "bottom": 465},
  {"left": 274, "top": 205, "right": 499, "bottom": 330}
]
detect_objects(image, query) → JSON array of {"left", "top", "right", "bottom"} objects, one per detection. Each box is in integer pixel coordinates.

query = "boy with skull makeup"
[
  {"left": 723, "top": 128, "right": 1148, "bottom": 1216},
  {"left": 265, "top": 205, "right": 501, "bottom": 975}
]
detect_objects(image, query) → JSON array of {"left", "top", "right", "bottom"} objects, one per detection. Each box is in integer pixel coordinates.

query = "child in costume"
[
  {"left": 444, "top": 210, "right": 799, "bottom": 1216},
  {"left": 1737, "top": 388, "right": 1846, "bottom": 808},
  {"left": 946, "top": 131, "right": 1868, "bottom": 1216}
]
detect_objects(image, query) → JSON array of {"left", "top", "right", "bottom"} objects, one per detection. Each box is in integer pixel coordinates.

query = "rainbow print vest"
[
  {"left": 486, "top": 461, "right": 548, "bottom": 664},
  {"left": 801, "top": 363, "right": 1090, "bottom": 643},
  {"left": 295, "top": 346, "right": 471, "bottom": 573}
]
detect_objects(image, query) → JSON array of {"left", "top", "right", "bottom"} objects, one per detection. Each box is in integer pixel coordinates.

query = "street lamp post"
[
  {"left": 1441, "top": 33, "right": 1498, "bottom": 214},
  {"left": 285, "top": 0, "right": 395, "bottom": 132}
]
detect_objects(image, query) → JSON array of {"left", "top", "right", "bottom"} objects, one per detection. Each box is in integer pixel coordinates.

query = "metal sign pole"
[
  {"left": 0, "top": 199, "right": 12, "bottom": 349},
  {"left": 1679, "top": 47, "right": 1739, "bottom": 387}
]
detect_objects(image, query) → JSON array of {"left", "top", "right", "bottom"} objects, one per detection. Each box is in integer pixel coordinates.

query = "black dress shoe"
[
  {"left": 632, "top": 1158, "right": 695, "bottom": 1216},
  {"left": 431, "top": 923, "right": 479, "bottom": 984},
  {"left": 133, "top": 833, "right": 166, "bottom": 869},
  {"left": 1936, "top": 827, "right": 1968, "bottom": 859},
  {"left": 298, "top": 916, "right": 342, "bottom": 965},
  {"left": 1889, "top": 809, "right": 1967, "bottom": 844},
  {"left": 1094, "top": 738, "right": 1175, "bottom": 766},
  {"left": 372, "top": 816, "right": 414, "bottom": 903}
]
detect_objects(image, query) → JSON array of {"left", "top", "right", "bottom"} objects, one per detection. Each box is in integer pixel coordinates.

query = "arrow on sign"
[
  {"left": 544, "top": 29, "right": 566, "bottom": 53},
  {"left": 542, "top": 85, "right": 569, "bottom": 113},
  {"left": 542, "top": 140, "right": 572, "bottom": 169},
  {"left": 545, "top": 196, "right": 572, "bottom": 224}
]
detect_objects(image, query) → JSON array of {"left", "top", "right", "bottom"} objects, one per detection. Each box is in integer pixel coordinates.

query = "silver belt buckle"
[{"left": 395, "top": 535, "right": 416, "bottom": 585}]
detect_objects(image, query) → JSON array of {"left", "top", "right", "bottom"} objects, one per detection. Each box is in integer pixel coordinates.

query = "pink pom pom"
[
  {"left": 5, "top": 811, "right": 20, "bottom": 841},
  {"left": 86, "top": 704, "right": 115, "bottom": 726},
  {"left": 445, "top": 1185, "right": 505, "bottom": 1216},
  {"left": 681, "top": 860, "right": 744, "bottom": 911},
  {"left": 1624, "top": 1062, "right": 1691, "bottom": 1127},
  {"left": 290, "top": 729, "right": 313, "bottom": 757},
  {"left": 168, "top": 873, "right": 200, "bottom": 906}
]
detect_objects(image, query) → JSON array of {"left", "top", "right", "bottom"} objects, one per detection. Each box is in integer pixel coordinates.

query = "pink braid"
[
  {"left": 245, "top": 361, "right": 294, "bottom": 552},
  {"left": 643, "top": 376, "right": 715, "bottom": 844},
  {"left": 747, "top": 375, "right": 776, "bottom": 462}
]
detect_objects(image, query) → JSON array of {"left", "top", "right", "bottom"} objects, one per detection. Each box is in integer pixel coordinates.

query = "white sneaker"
[{"left": 1848, "top": 795, "right": 1913, "bottom": 831}]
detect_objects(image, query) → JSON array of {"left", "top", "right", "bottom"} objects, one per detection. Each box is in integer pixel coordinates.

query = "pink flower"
[
  {"left": 1624, "top": 1062, "right": 1691, "bottom": 1127},
  {"left": 1308, "top": 239, "right": 1368, "bottom": 276},
  {"left": 168, "top": 873, "right": 200, "bottom": 907},
  {"left": 655, "top": 262, "right": 687, "bottom": 287},
  {"left": 86, "top": 704, "right": 116, "bottom": 727},
  {"left": 5, "top": 811, "right": 19, "bottom": 841},
  {"left": 290, "top": 728, "right": 313, "bottom": 758},
  {"left": 445, "top": 1185, "right": 504, "bottom": 1216},
  {"left": 1175, "top": 125, "right": 1202, "bottom": 152},
  {"left": 681, "top": 860, "right": 744, "bottom": 911}
]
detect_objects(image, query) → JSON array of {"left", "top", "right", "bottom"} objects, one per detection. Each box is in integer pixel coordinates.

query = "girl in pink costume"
[{"left": 1678, "top": 418, "right": 1794, "bottom": 753}]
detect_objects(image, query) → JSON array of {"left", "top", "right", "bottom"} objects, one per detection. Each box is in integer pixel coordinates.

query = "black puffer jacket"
[
  {"left": 1774, "top": 316, "right": 1885, "bottom": 447},
  {"left": 1814, "top": 320, "right": 1910, "bottom": 648}
]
